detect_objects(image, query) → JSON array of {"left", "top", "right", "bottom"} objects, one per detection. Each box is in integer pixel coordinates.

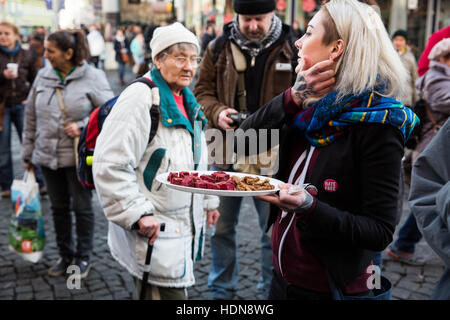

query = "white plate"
[{"left": 155, "top": 171, "right": 285, "bottom": 197}]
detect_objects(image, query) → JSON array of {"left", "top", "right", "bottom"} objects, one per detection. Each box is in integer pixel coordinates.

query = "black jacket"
[
  {"left": 238, "top": 92, "right": 404, "bottom": 289},
  {"left": 0, "top": 47, "right": 37, "bottom": 107},
  {"left": 113, "top": 38, "right": 130, "bottom": 64}
]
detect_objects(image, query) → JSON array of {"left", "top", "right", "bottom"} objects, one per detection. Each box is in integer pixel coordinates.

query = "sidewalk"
[{"left": 0, "top": 67, "right": 445, "bottom": 300}]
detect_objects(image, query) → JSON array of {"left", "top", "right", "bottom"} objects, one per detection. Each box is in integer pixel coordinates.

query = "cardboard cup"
[{"left": 6, "top": 63, "right": 18, "bottom": 77}]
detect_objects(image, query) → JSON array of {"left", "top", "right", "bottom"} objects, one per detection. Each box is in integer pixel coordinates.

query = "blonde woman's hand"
[
  {"left": 206, "top": 209, "right": 220, "bottom": 227},
  {"left": 291, "top": 58, "right": 336, "bottom": 106},
  {"left": 64, "top": 122, "right": 81, "bottom": 138},
  {"left": 257, "top": 184, "right": 305, "bottom": 211}
]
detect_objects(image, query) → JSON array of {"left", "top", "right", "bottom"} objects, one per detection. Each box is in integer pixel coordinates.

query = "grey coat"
[
  {"left": 414, "top": 60, "right": 450, "bottom": 157},
  {"left": 409, "top": 118, "right": 450, "bottom": 300},
  {"left": 22, "top": 61, "right": 114, "bottom": 169}
]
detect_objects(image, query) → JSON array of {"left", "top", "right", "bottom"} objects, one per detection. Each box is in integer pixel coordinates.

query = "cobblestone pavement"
[{"left": 0, "top": 67, "right": 445, "bottom": 300}]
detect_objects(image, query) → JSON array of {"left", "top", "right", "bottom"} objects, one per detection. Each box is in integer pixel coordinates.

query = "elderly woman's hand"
[
  {"left": 291, "top": 58, "right": 336, "bottom": 106},
  {"left": 137, "top": 215, "right": 161, "bottom": 245},
  {"left": 64, "top": 122, "right": 81, "bottom": 138}
]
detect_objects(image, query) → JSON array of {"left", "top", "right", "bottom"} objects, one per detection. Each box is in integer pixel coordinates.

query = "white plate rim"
[{"left": 155, "top": 171, "right": 285, "bottom": 197}]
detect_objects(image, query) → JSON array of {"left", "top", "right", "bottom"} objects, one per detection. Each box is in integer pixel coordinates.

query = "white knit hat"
[
  {"left": 150, "top": 22, "right": 200, "bottom": 60},
  {"left": 428, "top": 38, "right": 450, "bottom": 61}
]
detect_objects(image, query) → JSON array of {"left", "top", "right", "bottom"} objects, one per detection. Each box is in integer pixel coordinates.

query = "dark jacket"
[
  {"left": 239, "top": 92, "right": 404, "bottom": 289},
  {"left": 113, "top": 38, "right": 130, "bottom": 64},
  {"left": 194, "top": 22, "right": 297, "bottom": 168},
  {"left": 0, "top": 46, "right": 37, "bottom": 107}
]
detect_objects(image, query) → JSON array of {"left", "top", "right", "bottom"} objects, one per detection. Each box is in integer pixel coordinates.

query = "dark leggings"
[{"left": 41, "top": 166, "right": 94, "bottom": 261}]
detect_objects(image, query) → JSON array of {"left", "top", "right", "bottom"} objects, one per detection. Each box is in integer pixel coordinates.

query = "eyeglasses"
[{"left": 165, "top": 54, "right": 202, "bottom": 68}]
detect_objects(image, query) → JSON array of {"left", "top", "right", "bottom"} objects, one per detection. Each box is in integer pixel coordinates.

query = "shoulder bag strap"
[
  {"left": 230, "top": 42, "right": 247, "bottom": 112},
  {"left": 55, "top": 87, "right": 70, "bottom": 124}
]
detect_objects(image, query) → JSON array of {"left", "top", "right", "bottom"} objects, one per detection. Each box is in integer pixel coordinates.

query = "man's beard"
[{"left": 243, "top": 28, "right": 265, "bottom": 42}]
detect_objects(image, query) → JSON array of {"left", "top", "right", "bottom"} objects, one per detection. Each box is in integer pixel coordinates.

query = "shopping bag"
[{"left": 8, "top": 170, "right": 46, "bottom": 263}]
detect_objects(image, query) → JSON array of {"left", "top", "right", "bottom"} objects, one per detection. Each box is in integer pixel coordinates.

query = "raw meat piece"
[
  {"left": 171, "top": 177, "right": 183, "bottom": 185},
  {"left": 181, "top": 176, "right": 196, "bottom": 187},
  {"left": 204, "top": 181, "right": 220, "bottom": 190},
  {"left": 200, "top": 175, "right": 216, "bottom": 183},
  {"left": 194, "top": 180, "right": 208, "bottom": 189},
  {"left": 216, "top": 181, "right": 235, "bottom": 190}
]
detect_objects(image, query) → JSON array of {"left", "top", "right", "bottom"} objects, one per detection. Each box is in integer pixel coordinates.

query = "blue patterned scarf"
[{"left": 293, "top": 89, "right": 419, "bottom": 147}]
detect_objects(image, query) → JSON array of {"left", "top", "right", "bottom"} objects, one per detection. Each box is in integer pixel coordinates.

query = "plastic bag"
[{"left": 8, "top": 170, "right": 45, "bottom": 263}]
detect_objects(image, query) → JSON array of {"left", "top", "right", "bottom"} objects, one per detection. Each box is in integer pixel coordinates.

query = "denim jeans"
[
  {"left": 41, "top": 166, "right": 94, "bottom": 261},
  {"left": 0, "top": 104, "right": 45, "bottom": 191},
  {"left": 208, "top": 167, "right": 273, "bottom": 299},
  {"left": 118, "top": 62, "right": 125, "bottom": 81},
  {"left": 393, "top": 211, "right": 422, "bottom": 253},
  {"left": 0, "top": 104, "right": 24, "bottom": 191}
]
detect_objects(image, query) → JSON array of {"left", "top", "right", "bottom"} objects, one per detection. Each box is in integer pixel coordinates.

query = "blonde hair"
[{"left": 323, "top": 0, "right": 408, "bottom": 100}]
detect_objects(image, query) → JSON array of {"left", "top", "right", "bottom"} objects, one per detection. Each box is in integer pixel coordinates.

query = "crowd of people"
[{"left": 0, "top": 0, "right": 449, "bottom": 301}]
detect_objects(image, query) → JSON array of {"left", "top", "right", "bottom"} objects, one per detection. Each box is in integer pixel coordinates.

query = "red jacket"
[{"left": 417, "top": 26, "right": 450, "bottom": 77}]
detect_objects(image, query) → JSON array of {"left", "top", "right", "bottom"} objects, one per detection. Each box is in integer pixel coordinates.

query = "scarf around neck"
[
  {"left": 293, "top": 88, "right": 419, "bottom": 147},
  {"left": 0, "top": 42, "right": 20, "bottom": 58},
  {"left": 149, "top": 67, "right": 208, "bottom": 168},
  {"left": 230, "top": 14, "right": 282, "bottom": 60}
]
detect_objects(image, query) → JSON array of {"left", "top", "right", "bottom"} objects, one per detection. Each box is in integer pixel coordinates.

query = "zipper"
[
  {"left": 278, "top": 213, "right": 296, "bottom": 278},
  {"left": 156, "top": 158, "right": 170, "bottom": 192},
  {"left": 277, "top": 145, "right": 316, "bottom": 278},
  {"left": 10, "top": 57, "right": 16, "bottom": 96}
]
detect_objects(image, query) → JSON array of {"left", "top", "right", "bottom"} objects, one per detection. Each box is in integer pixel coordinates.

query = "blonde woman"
[{"left": 239, "top": 0, "right": 418, "bottom": 299}]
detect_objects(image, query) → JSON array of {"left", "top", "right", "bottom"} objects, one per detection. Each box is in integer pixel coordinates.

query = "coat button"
[
  {"left": 167, "top": 118, "right": 172, "bottom": 124},
  {"left": 175, "top": 228, "right": 180, "bottom": 233},
  {"left": 196, "top": 143, "right": 200, "bottom": 147},
  {"left": 201, "top": 116, "right": 205, "bottom": 120}
]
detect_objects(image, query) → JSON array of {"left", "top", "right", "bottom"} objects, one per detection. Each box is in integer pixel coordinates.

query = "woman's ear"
[
  {"left": 330, "top": 39, "right": 345, "bottom": 61},
  {"left": 153, "top": 57, "right": 161, "bottom": 69},
  {"left": 65, "top": 48, "right": 74, "bottom": 61}
]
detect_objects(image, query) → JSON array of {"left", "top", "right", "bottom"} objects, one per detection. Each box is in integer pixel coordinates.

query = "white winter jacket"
[{"left": 92, "top": 76, "right": 219, "bottom": 288}]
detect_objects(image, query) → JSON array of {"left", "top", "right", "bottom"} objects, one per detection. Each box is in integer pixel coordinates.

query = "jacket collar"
[
  {"left": 148, "top": 67, "right": 207, "bottom": 134},
  {"left": 223, "top": 22, "right": 295, "bottom": 60},
  {"left": 41, "top": 61, "right": 88, "bottom": 85}
]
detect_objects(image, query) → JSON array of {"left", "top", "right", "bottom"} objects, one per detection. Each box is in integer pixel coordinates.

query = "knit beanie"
[
  {"left": 392, "top": 29, "right": 408, "bottom": 41},
  {"left": 150, "top": 22, "right": 200, "bottom": 60},
  {"left": 234, "top": 0, "right": 275, "bottom": 15},
  {"left": 428, "top": 38, "right": 450, "bottom": 61}
]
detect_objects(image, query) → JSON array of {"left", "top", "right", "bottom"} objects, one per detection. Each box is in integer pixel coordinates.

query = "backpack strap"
[
  {"left": 211, "top": 34, "right": 228, "bottom": 64},
  {"left": 131, "top": 77, "right": 160, "bottom": 144}
]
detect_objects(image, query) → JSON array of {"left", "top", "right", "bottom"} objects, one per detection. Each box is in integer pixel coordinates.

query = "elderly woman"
[
  {"left": 238, "top": 0, "right": 418, "bottom": 300},
  {"left": 22, "top": 30, "right": 114, "bottom": 278},
  {"left": 93, "top": 23, "right": 220, "bottom": 300}
]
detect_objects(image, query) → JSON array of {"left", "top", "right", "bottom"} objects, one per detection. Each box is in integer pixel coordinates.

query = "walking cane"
[{"left": 140, "top": 223, "right": 165, "bottom": 300}]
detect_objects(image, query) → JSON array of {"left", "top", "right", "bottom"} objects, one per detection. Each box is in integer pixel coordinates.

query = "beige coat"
[{"left": 397, "top": 46, "right": 419, "bottom": 107}]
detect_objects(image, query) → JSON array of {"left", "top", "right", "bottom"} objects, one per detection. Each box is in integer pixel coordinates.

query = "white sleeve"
[{"left": 93, "top": 82, "right": 155, "bottom": 230}]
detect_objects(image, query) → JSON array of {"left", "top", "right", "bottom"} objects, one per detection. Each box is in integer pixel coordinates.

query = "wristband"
[{"left": 293, "top": 190, "right": 314, "bottom": 213}]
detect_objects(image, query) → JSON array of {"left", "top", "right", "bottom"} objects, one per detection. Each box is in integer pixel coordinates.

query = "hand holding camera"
[{"left": 218, "top": 108, "right": 250, "bottom": 130}]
